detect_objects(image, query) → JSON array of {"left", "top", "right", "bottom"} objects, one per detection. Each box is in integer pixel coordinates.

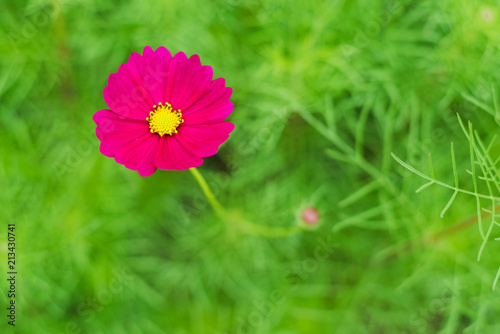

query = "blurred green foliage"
[{"left": 1, "top": 0, "right": 500, "bottom": 333}]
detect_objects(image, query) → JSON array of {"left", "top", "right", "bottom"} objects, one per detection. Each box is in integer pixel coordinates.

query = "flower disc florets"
[{"left": 146, "top": 102, "right": 184, "bottom": 137}]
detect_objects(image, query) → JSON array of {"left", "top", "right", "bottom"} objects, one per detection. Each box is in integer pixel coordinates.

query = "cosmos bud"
[
  {"left": 479, "top": 6, "right": 495, "bottom": 23},
  {"left": 300, "top": 207, "right": 320, "bottom": 227}
]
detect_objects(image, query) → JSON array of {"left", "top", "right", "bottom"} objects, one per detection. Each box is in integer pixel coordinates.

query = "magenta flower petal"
[
  {"left": 176, "top": 122, "right": 235, "bottom": 157},
  {"left": 164, "top": 51, "right": 188, "bottom": 106},
  {"left": 94, "top": 46, "right": 234, "bottom": 175},
  {"left": 182, "top": 78, "right": 233, "bottom": 124},
  {"left": 93, "top": 109, "right": 149, "bottom": 157},
  {"left": 103, "top": 63, "right": 154, "bottom": 120},
  {"left": 169, "top": 54, "right": 213, "bottom": 111},
  {"left": 114, "top": 132, "right": 160, "bottom": 177},
  {"left": 154, "top": 136, "right": 203, "bottom": 170},
  {"left": 129, "top": 46, "right": 172, "bottom": 105}
]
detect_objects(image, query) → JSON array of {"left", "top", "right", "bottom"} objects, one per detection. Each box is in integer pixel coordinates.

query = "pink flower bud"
[
  {"left": 481, "top": 8, "right": 494, "bottom": 22},
  {"left": 301, "top": 207, "right": 320, "bottom": 225}
]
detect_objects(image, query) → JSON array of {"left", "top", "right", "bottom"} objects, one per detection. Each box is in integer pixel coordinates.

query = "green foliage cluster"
[{"left": 1, "top": 0, "right": 500, "bottom": 333}]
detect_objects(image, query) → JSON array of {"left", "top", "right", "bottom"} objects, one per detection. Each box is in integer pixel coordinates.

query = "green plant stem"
[
  {"left": 233, "top": 219, "right": 302, "bottom": 238},
  {"left": 189, "top": 167, "right": 226, "bottom": 218},
  {"left": 189, "top": 168, "right": 302, "bottom": 238}
]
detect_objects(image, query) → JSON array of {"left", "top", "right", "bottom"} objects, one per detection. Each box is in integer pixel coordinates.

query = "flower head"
[{"left": 93, "top": 46, "right": 234, "bottom": 176}]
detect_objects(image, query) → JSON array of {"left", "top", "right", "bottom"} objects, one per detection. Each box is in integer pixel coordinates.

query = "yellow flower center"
[{"left": 146, "top": 102, "right": 184, "bottom": 137}]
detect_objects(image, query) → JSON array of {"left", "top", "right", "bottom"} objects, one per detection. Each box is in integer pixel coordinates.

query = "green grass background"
[{"left": 1, "top": 0, "right": 500, "bottom": 333}]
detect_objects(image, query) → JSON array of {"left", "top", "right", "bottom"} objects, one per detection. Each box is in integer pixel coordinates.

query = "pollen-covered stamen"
[{"left": 146, "top": 102, "right": 184, "bottom": 137}]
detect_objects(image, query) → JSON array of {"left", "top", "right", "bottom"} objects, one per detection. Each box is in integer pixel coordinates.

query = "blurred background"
[{"left": 1, "top": 0, "right": 500, "bottom": 333}]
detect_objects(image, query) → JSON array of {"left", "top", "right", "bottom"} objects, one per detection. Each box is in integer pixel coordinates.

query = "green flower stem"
[
  {"left": 189, "top": 167, "right": 226, "bottom": 218},
  {"left": 189, "top": 167, "right": 302, "bottom": 238},
  {"left": 233, "top": 219, "right": 302, "bottom": 238}
]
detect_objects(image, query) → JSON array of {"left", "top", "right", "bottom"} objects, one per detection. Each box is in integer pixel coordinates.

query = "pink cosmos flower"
[{"left": 93, "top": 46, "right": 234, "bottom": 176}]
